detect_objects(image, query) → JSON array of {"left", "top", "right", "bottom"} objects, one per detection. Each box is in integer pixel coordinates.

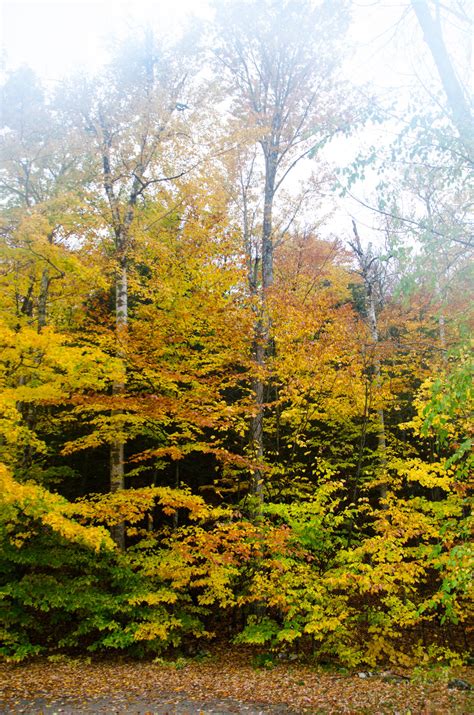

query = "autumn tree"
[
  {"left": 0, "top": 67, "right": 84, "bottom": 332},
  {"left": 0, "top": 7, "right": 472, "bottom": 668},
  {"left": 267, "top": 232, "right": 366, "bottom": 498},
  {"left": 214, "top": 0, "right": 353, "bottom": 503},
  {"left": 0, "top": 68, "right": 108, "bottom": 475},
  {"left": 57, "top": 31, "right": 201, "bottom": 545},
  {"left": 59, "top": 180, "right": 254, "bottom": 503}
]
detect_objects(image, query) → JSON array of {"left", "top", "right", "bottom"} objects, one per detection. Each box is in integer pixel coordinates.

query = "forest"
[{"left": 0, "top": 0, "right": 472, "bottom": 672}]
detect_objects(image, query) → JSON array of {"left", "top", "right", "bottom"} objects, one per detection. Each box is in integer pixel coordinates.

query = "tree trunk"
[
  {"left": 249, "top": 156, "right": 276, "bottom": 508},
  {"left": 110, "top": 257, "right": 127, "bottom": 549},
  {"left": 250, "top": 327, "right": 265, "bottom": 503},
  {"left": 18, "top": 262, "right": 50, "bottom": 470},
  {"left": 261, "top": 161, "right": 276, "bottom": 290},
  {"left": 38, "top": 268, "right": 49, "bottom": 332},
  {"left": 351, "top": 221, "right": 387, "bottom": 502},
  {"left": 411, "top": 0, "right": 473, "bottom": 154},
  {"left": 367, "top": 284, "right": 387, "bottom": 502}
]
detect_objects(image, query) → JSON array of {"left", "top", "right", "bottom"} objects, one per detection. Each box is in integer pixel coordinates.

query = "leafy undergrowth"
[{"left": 0, "top": 649, "right": 472, "bottom": 714}]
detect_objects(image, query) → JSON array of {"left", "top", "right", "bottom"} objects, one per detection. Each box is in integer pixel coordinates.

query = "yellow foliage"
[
  {"left": 0, "top": 463, "right": 114, "bottom": 551},
  {"left": 392, "top": 458, "right": 454, "bottom": 491},
  {"left": 133, "top": 618, "right": 182, "bottom": 642},
  {"left": 71, "top": 486, "right": 229, "bottom": 526}
]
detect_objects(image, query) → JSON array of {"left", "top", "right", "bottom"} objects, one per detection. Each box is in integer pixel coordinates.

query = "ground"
[{"left": 0, "top": 650, "right": 472, "bottom": 714}]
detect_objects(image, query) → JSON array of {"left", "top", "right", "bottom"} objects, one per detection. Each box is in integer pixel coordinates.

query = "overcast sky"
[
  {"left": 1, "top": 0, "right": 427, "bottom": 84},
  {"left": 1, "top": 0, "right": 470, "bottom": 243},
  {"left": 1, "top": 0, "right": 209, "bottom": 79}
]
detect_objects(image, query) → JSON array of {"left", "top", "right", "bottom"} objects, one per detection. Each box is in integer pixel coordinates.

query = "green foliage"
[
  {"left": 1, "top": 463, "right": 471, "bottom": 665},
  {"left": 0, "top": 471, "right": 209, "bottom": 661}
]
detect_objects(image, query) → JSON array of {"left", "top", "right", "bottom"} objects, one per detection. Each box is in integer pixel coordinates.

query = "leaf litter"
[{"left": 0, "top": 650, "right": 472, "bottom": 714}]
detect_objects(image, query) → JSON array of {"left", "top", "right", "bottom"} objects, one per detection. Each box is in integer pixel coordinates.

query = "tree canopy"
[{"left": 0, "top": 0, "right": 472, "bottom": 667}]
